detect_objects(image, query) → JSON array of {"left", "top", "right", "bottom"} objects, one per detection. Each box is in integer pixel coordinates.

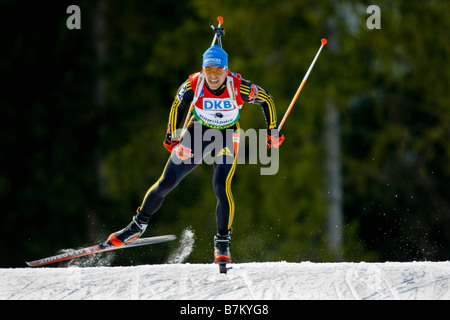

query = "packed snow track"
[{"left": 1, "top": 261, "right": 449, "bottom": 300}]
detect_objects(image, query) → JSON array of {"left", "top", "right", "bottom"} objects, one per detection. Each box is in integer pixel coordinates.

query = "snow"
[
  {"left": 1, "top": 261, "right": 449, "bottom": 300},
  {"left": 2, "top": 230, "right": 449, "bottom": 301}
]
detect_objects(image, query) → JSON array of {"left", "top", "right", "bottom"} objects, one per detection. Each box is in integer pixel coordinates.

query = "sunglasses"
[{"left": 203, "top": 67, "right": 227, "bottom": 75}]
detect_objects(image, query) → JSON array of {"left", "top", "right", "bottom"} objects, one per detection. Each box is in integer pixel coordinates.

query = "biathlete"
[{"left": 102, "top": 33, "right": 285, "bottom": 267}]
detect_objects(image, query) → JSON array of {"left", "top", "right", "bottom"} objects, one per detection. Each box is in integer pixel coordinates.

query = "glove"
[
  {"left": 164, "top": 138, "right": 180, "bottom": 153},
  {"left": 266, "top": 132, "right": 285, "bottom": 148},
  {"left": 163, "top": 125, "right": 180, "bottom": 153}
]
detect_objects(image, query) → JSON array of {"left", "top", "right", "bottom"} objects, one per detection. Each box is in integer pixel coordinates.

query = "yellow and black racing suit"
[{"left": 137, "top": 72, "right": 278, "bottom": 235}]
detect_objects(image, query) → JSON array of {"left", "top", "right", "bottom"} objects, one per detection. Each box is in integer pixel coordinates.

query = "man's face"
[{"left": 203, "top": 67, "right": 228, "bottom": 90}]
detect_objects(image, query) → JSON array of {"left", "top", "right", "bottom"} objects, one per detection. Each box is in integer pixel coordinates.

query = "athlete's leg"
[
  {"left": 104, "top": 121, "right": 201, "bottom": 247},
  {"left": 139, "top": 121, "right": 201, "bottom": 221},
  {"left": 212, "top": 127, "right": 240, "bottom": 235},
  {"left": 139, "top": 155, "right": 198, "bottom": 220}
]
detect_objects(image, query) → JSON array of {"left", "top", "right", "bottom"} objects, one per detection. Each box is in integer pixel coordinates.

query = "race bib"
[{"left": 194, "top": 97, "right": 240, "bottom": 129}]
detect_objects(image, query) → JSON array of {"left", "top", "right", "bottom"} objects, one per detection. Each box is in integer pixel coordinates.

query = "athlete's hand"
[
  {"left": 164, "top": 125, "right": 181, "bottom": 153},
  {"left": 266, "top": 132, "right": 285, "bottom": 148},
  {"left": 164, "top": 138, "right": 180, "bottom": 153}
]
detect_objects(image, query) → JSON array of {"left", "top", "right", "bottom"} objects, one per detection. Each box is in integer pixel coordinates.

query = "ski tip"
[
  {"left": 321, "top": 38, "right": 327, "bottom": 46},
  {"left": 166, "top": 234, "right": 177, "bottom": 241},
  {"left": 217, "top": 16, "right": 223, "bottom": 25},
  {"left": 25, "top": 261, "right": 38, "bottom": 267}
]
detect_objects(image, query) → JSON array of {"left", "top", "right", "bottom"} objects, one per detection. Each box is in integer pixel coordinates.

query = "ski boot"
[
  {"left": 214, "top": 233, "right": 231, "bottom": 273},
  {"left": 101, "top": 209, "right": 149, "bottom": 248}
]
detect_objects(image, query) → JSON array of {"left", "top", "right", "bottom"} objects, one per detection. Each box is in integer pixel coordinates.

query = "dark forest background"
[{"left": 1, "top": 0, "right": 449, "bottom": 267}]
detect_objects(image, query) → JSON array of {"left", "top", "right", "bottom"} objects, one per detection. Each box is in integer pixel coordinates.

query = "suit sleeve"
[
  {"left": 167, "top": 78, "right": 194, "bottom": 140},
  {"left": 239, "top": 79, "right": 277, "bottom": 130}
]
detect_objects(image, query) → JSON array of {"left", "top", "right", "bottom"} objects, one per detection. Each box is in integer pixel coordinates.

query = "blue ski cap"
[{"left": 202, "top": 45, "right": 228, "bottom": 70}]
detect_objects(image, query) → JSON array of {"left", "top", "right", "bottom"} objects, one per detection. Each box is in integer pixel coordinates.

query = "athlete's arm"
[
  {"left": 240, "top": 78, "right": 285, "bottom": 148},
  {"left": 240, "top": 79, "right": 277, "bottom": 133},
  {"left": 167, "top": 78, "right": 194, "bottom": 140}
]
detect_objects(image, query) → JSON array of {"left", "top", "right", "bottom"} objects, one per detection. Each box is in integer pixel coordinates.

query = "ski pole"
[
  {"left": 278, "top": 38, "right": 327, "bottom": 132},
  {"left": 180, "top": 17, "right": 224, "bottom": 138}
]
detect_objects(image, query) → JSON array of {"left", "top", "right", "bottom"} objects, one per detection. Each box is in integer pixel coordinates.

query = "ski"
[
  {"left": 218, "top": 262, "right": 229, "bottom": 274},
  {"left": 216, "top": 258, "right": 232, "bottom": 274},
  {"left": 26, "top": 235, "right": 176, "bottom": 267}
]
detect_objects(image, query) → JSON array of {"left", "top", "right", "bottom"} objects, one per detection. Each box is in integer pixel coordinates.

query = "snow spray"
[{"left": 168, "top": 227, "right": 195, "bottom": 264}]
